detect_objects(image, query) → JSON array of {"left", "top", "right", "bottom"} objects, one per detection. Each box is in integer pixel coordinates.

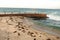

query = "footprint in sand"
[
  {"left": 34, "top": 38, "right": 36, "bottom": 40},
  {"left": 18, "top": 33, "right": 20, "bottom": 36},
  {"left": 22, "top": 29, "right": 26, "bottom": 33},
  {"left": 46, "top": 38, "right": 51, "bottom": 40},
  {"left": 56, "top": 37, "right": 60, "bottom": 39},
  {"left": 13, "top": 31, "right": 17, "bottom": 33},
  {"left": 27, "top": 31, "right": 36, "bottom": 37}
]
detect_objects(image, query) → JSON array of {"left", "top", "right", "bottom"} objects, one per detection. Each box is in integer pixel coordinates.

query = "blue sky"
[{"left": 0, "top": 0, "right": 60, "bottom": 9}]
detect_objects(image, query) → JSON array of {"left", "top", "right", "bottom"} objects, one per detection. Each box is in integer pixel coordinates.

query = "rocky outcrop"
[
  {"left": 0, "top": 13, "right": 48, "bottom": 18},
  {"left": 21, "top": 14, "right": 48, "bottom": 18}
]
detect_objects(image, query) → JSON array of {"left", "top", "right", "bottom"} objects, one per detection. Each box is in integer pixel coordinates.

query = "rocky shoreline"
[{"left": 0, "top": 16, "right": 60, "bottom": 40}]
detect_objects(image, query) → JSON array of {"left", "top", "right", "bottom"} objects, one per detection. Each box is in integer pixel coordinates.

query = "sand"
[{"left": 0, "top": 16, "right": 60, "bottom": 40}]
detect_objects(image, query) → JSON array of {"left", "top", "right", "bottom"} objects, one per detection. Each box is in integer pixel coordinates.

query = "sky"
[{"left": 0, "top": 0, "right": 60, "bottom": 9}]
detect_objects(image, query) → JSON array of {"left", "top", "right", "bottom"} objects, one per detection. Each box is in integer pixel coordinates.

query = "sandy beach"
[{"left": 0, "top": 16, "right": 60, "bottom": 40}]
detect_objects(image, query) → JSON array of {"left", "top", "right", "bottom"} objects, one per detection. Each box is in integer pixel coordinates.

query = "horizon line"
[{"left": 0, "top": 7, "right": 60, "bottom": 9}]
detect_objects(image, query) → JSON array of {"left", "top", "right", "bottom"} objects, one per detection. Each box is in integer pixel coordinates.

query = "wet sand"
[
  {"left": 0, "top": 16, "right": 60, "bottom": 40},
  {"left": 27, "top": 18, "right": 60, "bottom": 37}
]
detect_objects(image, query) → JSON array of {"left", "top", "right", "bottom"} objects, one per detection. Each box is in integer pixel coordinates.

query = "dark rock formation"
[
  {"left": 20, "top": 14, "right": 48, "bottom": 18},
  {"left": 0, "top": 13, "right": 48, "bottom": 19}
]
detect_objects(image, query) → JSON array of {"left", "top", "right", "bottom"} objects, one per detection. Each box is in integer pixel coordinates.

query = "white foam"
[{"left": 47, "top": 14, "right": 60, "bottom": 21}]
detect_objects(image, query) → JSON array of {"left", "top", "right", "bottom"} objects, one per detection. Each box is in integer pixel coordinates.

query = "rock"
[
  {"left": 19, "top": 13, "right": 48, "bottom": 18},
  {"left": 0, "top": 13, "right": 48, "bottom": 18}
]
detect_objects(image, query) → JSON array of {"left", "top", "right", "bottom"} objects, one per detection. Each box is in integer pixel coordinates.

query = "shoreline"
[{"left": 27, "top": 17, "right": 60, "bottom": 37}]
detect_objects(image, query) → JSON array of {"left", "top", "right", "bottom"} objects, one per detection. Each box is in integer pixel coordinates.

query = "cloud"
[{"left": 0, "top": 0, "right": 60, "bottom": 9}]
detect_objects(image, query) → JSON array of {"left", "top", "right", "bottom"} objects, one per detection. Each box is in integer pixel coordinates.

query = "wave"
[{"left": 47, "top": 12, "right": 60, "bottom": 21}]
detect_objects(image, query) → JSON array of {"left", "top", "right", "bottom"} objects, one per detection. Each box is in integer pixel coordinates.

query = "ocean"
[{"left": 0, "top": 8, "right": 60, "bottom": 30}]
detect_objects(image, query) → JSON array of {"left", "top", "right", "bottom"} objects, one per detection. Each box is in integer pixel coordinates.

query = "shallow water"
[
  {"left": 32, "top": 18, "right": 60, "bottom": 30},
  {"left": 28, "top": 18, "right": 60, "bottom": 37}
]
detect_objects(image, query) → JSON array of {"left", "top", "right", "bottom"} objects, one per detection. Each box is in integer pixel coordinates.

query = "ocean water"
[{"left": 0, "top": 8, "right": 60, "bottom": 29}]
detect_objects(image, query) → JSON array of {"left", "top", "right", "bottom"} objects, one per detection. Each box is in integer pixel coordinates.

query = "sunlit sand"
[{"left": 0, "top": 16, "right": 60, "bottom": 40}]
